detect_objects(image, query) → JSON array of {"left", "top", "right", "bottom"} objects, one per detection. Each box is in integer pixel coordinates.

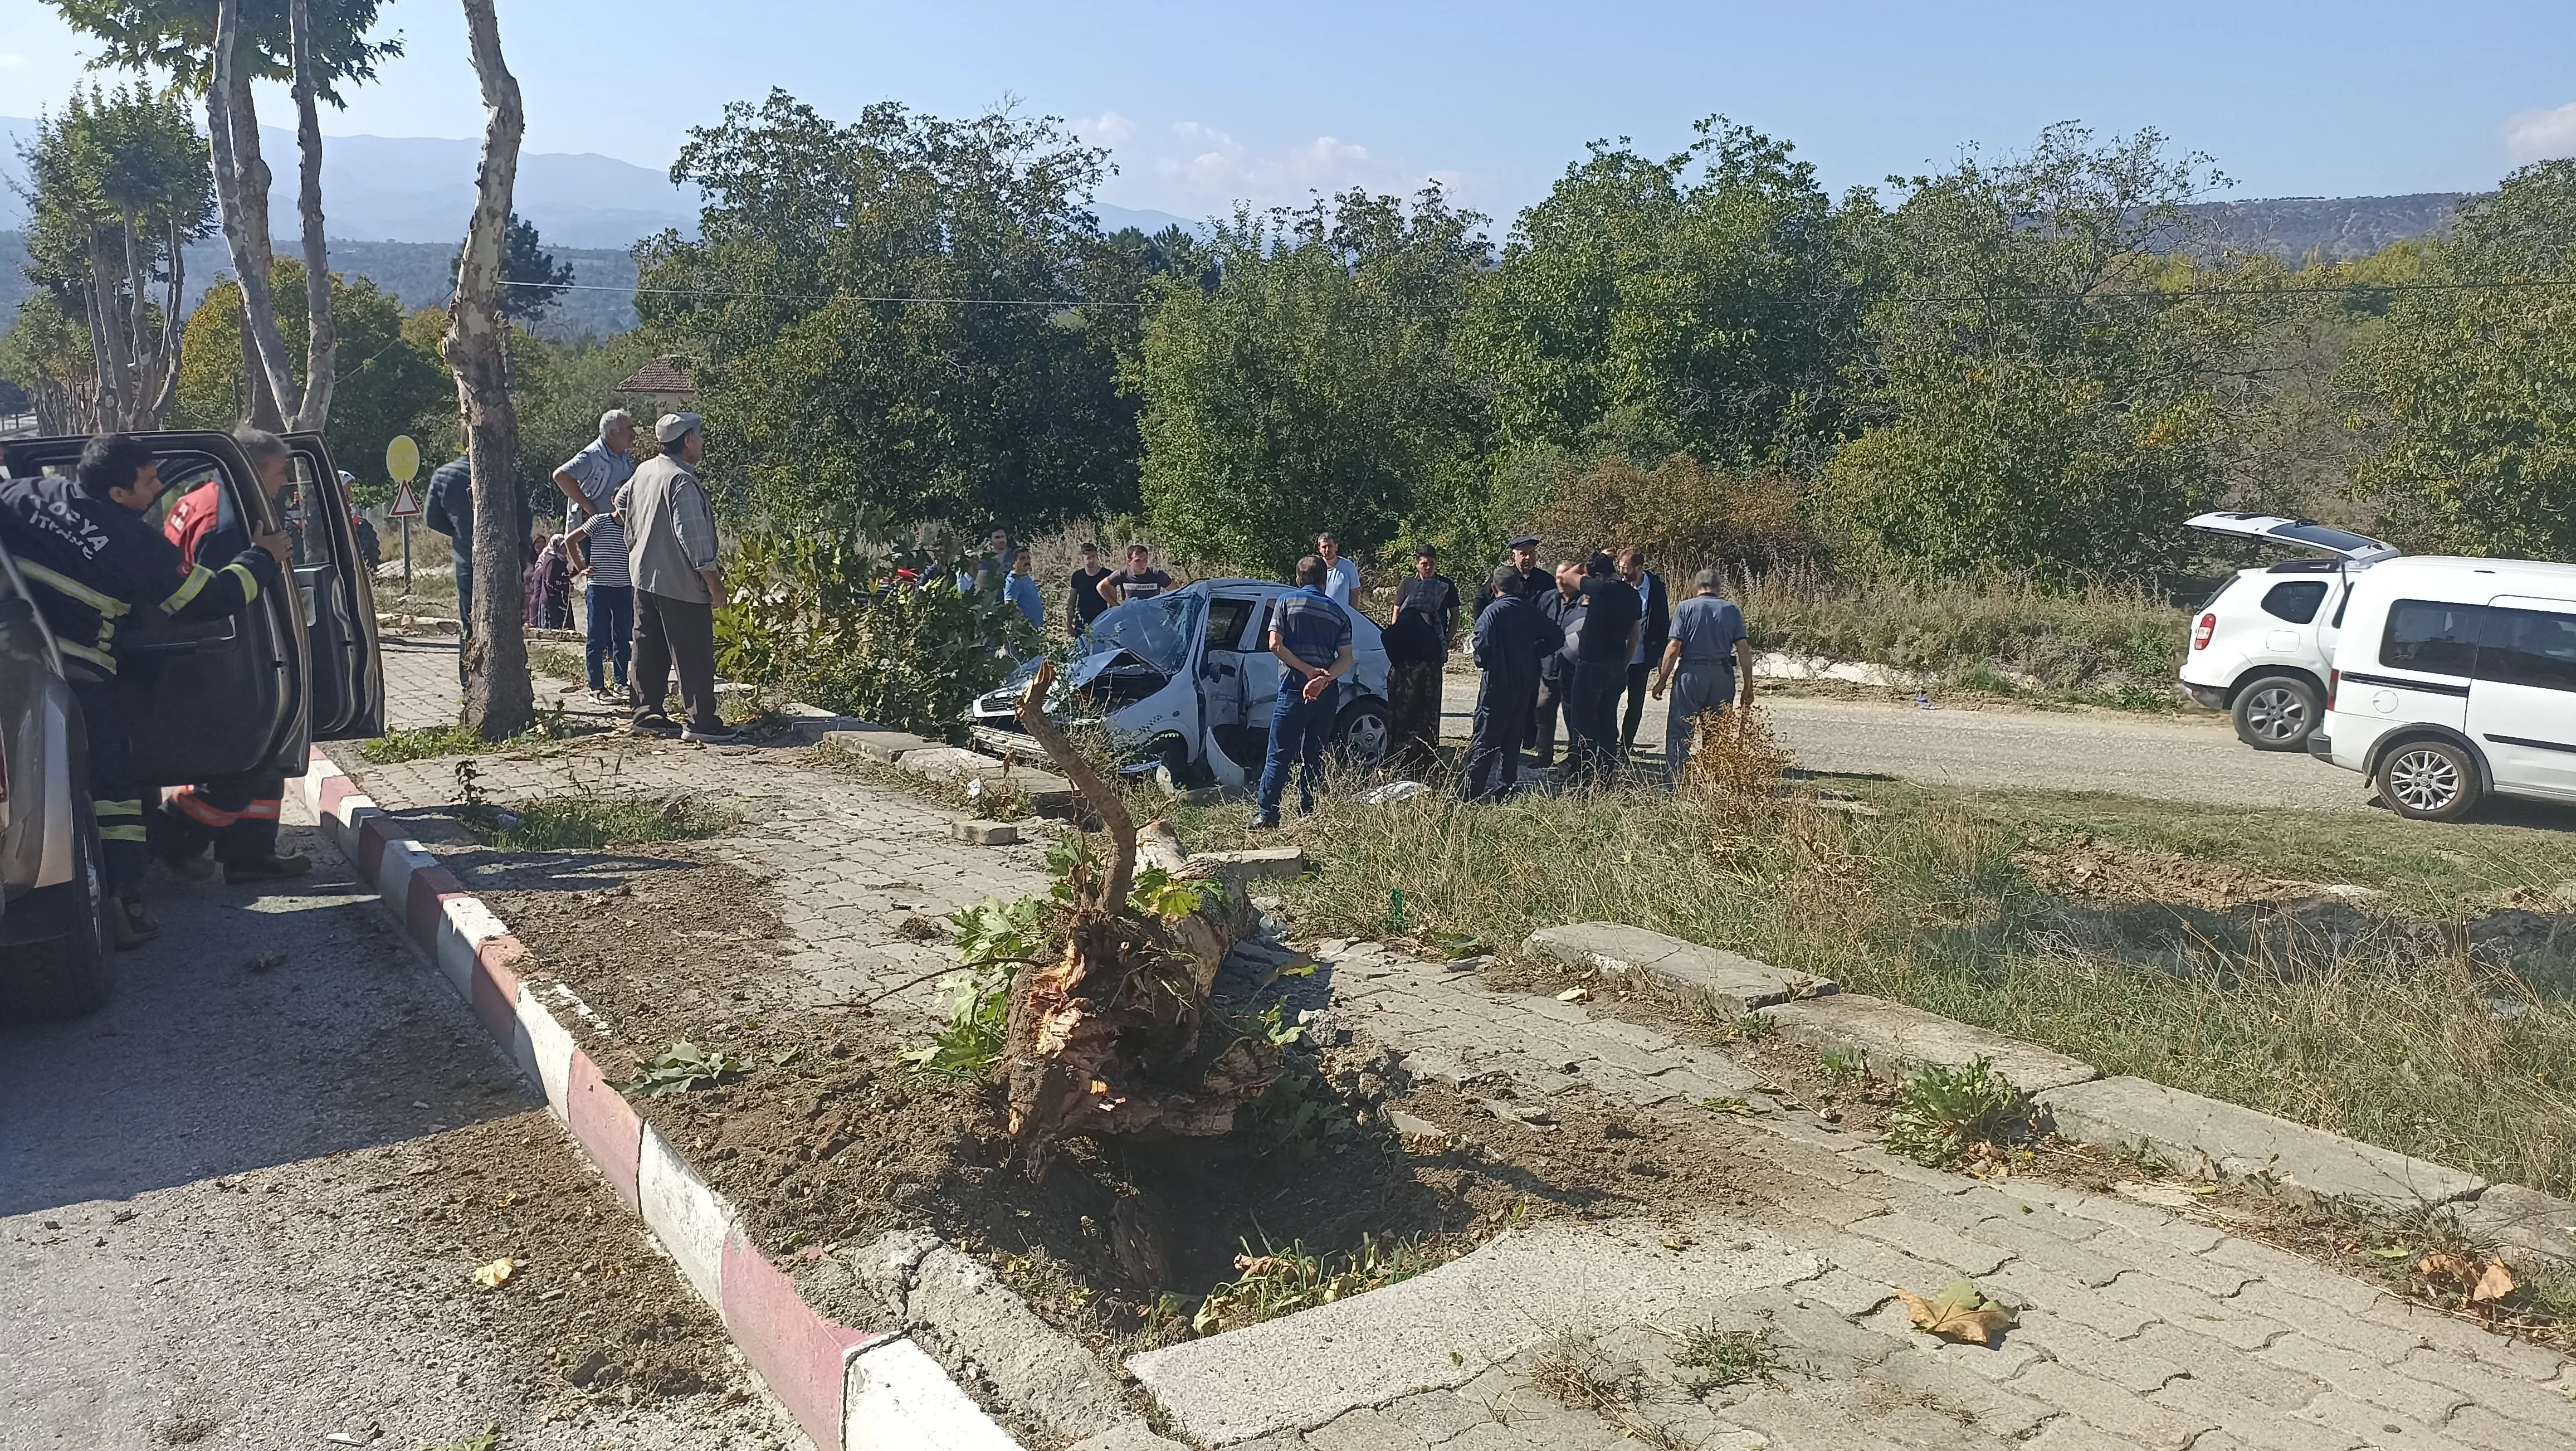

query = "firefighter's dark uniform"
[
  {"left": 0, "top": 473, "right": 281, "bottom": 914},
  {"left": 152, "top": 479, "right": 294, "bottom": 875}
]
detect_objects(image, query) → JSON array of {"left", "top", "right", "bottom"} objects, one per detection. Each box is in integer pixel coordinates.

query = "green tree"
[
  {"left": 1133, "top": 189, "right": 1489, "bottom": 574},
  {"left": 0, "top": 293, "right": 101, "bottom": 434},
  {"left": 637, "top": 91, "right": 1148, "bottom": 533},
  {"left": 169, "top": 261, "right": 448, "bottom": 479},
  {"left": 1471, "top": 118, "right": 1868, "bottom": 477},
  {"left": 2343, "top": 160, "right": 2576, "bottom": 557},
  {"left": 16, "top": 83, "right": 216, "bottom": 427},
  {"left": 1817, "top": 124, "right": 2229, "bottom": 580},
  {"left": 445, "top": 211, "right": 574, "bottom": 327}
]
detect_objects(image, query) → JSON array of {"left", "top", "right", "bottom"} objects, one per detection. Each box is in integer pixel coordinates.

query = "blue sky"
[{"left": 4, "top": 0, "right": 2574, "bottom": 223}]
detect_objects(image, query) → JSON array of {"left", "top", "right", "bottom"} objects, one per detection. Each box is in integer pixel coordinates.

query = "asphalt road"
[
  {"left": 1437, "top": 674, "right": 2369, "bottom": 812},
  {"left": 0, "top": 797, "right": 797, "bottom": 1449}
]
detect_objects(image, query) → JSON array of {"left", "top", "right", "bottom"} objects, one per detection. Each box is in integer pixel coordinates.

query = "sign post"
[{"left": 385, "top": 435, "right": 423, "bottom": 596}]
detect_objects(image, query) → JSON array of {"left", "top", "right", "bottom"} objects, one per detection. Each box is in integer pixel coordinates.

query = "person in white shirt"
[{"left": 1316, "top": 532, "right": 1359, "bottom": 606}]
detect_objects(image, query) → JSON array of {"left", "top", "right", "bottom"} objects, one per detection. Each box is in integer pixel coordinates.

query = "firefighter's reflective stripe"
[
  {"left": 167, "top": 788, "right": 284, "bottom": 829},
  {"left": 58, "top": 637, "right": 117, "bottom": 673},
  {"left": 17, "top": 559, "right": 131, "bottom": 618},
  {"left": 220, "top": 559, "right": 261, "bottom": 603},
  {"left": 160, "top": 563, "right": 214, "bottom": 613},
  {"left": 95, "top": 797, "right": 148, "bottom": 843}
]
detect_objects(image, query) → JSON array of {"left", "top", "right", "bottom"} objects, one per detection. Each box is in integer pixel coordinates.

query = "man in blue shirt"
[
  {"left": 1003, "top": 548, "right": 1045, "bottom": 633},
  {"left": 1652, "top": 568, "right": 1756, "bottom": 784},
  {"left": 1253, "top": 556, "right": 1354, "bottom": 829}
]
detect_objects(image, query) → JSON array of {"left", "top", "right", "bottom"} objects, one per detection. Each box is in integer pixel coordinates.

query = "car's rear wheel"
[
  {"left": 2376, "top": 738, "right": 2481, "bottom": 822},
  {"left": 1333, "top": 697, "right": 1393, "bottom": 768},
  {"left": 2232, "top": 674, "right": 2321, "bottom": 751},
  {"left": 3, "top": 786, "right": 114, "bottom": 1021}
]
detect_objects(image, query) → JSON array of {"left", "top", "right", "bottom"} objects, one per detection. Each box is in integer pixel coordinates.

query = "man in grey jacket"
[{"left": 618, "top": 413, "right": 736, "bottom": 743}]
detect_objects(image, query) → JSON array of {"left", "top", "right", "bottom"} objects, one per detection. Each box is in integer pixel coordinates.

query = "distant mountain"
[
  {"left": 1096, "top": 203, "right": 1206, "bottom": 237},
  {"left": 2178, "top": 192, "right": 2466, "bottom": 262},
  {"left": 0, "top": 116, "right": 696, "bottom": 249}
]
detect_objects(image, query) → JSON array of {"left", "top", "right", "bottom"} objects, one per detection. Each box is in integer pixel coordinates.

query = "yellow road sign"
[{"left": 385, "top": 434, "right": 421, "bottom": 484}]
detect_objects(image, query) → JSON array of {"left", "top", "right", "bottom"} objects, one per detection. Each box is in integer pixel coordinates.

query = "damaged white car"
[{"left": 966, "top": 580, "right": 1392, "bottom": 788}]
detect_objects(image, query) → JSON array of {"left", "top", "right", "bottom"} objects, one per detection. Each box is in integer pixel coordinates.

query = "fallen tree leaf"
[
  {"left": 471, "top": 1257, "right": 516, "bottom": 1288},
  {"left": 1896, "top": 1278, "right": 2018, "bottom": 1345},
  {"left": 2470, "top": 1260, "right": 2515, "bottom": 1304}
]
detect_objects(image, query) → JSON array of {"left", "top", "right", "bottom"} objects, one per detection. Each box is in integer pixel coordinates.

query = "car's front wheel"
[
  {"left": 2, "top": 785, "right": 114, "bottom": 1022},
  {"left": 2232, "top": 674, "right": 2321, "bottom": 751},
  {"left": 1333, "top": 697, "right": 1393, "bottom": 768},
  {"left": 2376, "top": 738, "right": 2481, "bottom": 822}
]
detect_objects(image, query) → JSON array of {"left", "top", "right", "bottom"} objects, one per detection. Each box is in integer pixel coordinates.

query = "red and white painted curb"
[{"left": 299, "top": 747, "right": 1023, "bottom": 1451}]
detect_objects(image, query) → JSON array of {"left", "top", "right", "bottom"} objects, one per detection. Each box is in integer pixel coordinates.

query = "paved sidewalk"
[{"left": 355, "top": 646, "right": 2572, "bottom": 1451}]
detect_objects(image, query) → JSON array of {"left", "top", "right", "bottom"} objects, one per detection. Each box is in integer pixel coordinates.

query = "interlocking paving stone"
[
  {"left": 2011, "top": 1360, "right": 2215, "bottom": 1448},
  {"left": 2143, "top": 1379, "right": 2362, "bottom": 1451}
]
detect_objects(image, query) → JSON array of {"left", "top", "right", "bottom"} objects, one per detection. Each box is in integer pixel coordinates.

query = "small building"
[{"left": 613, "top": 358, "right": 698, "bottom": 421}]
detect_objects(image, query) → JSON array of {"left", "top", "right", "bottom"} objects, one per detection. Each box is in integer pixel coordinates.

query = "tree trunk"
[
  {"left": 207, "top": 0, "right": 297, "bottom": 431},
  {"left": 443, "top": 0, "right": 532, "bottom": 741},
  {"left": 285, "top": 0, "right": 335, "bottom": 432},
  {"left": 142, "top": 219, "right": 187, "bottom": 427},
  {"left": 79, "top": 251, "right": 129, "bottom": 427},
  {"left": 998, "top": 662, "right": 1282, "bottom": 1165}
]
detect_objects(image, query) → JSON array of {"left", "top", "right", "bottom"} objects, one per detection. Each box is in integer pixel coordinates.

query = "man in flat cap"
[{"left": 616, "top": 413, "right": 738, "bottom": 744}]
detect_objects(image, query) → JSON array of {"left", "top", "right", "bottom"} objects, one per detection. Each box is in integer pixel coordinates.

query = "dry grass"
[
  {"left": 1169, "top": 776, "right": 2576, "bottom": 1197},
  {"left": 1734, "top": 566, "right": 2187, "bottom": 690}
]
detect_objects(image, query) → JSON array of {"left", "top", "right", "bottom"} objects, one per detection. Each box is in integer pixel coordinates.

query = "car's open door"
[
  {"left": 0, "top": 432, "right": 306, "bottom": 786},
  {"left": 284, "top": 434, "right": 386, "bottom": 740}
]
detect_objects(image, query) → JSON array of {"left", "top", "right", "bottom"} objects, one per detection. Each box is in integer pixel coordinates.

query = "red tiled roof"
[{"left": 614, "top": 358, "right": 697, "bottom": 393}]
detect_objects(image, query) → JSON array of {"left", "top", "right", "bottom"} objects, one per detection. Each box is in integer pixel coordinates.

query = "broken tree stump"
[{"left": 999, "top": 661, "right": 1284, "bottom": 1158}]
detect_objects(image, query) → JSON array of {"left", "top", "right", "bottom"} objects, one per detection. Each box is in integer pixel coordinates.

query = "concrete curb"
[
  {"left": 297, "top": 748, "right": 1021, "bottom": 1451},
  {"left": 1523, "top": 921, "right": 2574, "bottom": 1256}
]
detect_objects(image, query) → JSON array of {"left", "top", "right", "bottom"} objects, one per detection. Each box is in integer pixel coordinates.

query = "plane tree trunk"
[
  {"left": 285, "top": 0, "right": 335, "bottom": 431},
  {"left": 207, "top": 0, "right": 296, "bottom": 431},
  {"left": 443, "top": 0, "right": 533, "bottom": 741}
]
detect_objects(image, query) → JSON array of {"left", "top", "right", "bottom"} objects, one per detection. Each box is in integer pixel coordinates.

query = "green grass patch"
[
  {"left": 1165, "top": 774, "right": 2576, "bottom": 1196},
  {"left": 527, "top": 644, "right": 588, "bottom": 683},
  {"left": 363, "top": 723, "right": 489, "bottom": 763},
  {"left": 464, "top": 792, "right": 733, "bottom": 851}
]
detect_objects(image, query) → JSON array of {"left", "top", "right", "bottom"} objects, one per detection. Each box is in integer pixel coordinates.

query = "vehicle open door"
[
  {"left": 284, "top": 434, "right": 386, "bottom": 739},
  {"left": 2185, "top": 513, "right": 2400, "bottom": 564},
  {"left": 0, "top": 432, "right": 306, "bottom": 786}
]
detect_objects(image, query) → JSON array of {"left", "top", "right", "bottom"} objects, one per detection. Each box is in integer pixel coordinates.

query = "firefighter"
[
  {"left": 0, "top": 433, "right": 287, "bottom": 945},
  {"left": 152, "top": 426, "right": 311, "bottom": 883}
]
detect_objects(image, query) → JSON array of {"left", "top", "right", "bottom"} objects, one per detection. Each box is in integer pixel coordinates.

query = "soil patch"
[{"left": 2014, "top": 830, "right": 2329, "bottom": 911}]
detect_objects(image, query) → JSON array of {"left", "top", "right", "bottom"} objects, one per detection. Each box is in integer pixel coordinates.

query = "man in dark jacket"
[
  {"left": 424, "top": 454, "right": 530, "bottom": 683},
  {"left": 1462, "top": 566, "right": 1564, "bottom": 801},
  {"left": 1530, "top": 563, "right": 1585, "bottom": 771},
  {"left": 0, "top": 434, "right": 286, "bottom": 944},
  {"left": 1614, "top": 548, "right": 1671, "bottom": 752}
]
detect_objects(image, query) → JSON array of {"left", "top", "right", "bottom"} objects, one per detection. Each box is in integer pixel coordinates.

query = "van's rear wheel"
[
  {"left": 2232, "top": 674, "right": 2320, "bottom": 751},
  {"left": 3, "top": 786, "right": 114, "bottom": 1022},
  {"left": 2377, "top": 738, "right": 2480, "bottom": 822}
]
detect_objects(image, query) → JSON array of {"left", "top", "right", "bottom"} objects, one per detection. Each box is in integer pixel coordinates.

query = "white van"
[
  {"left": 2310, "top": 556, "right": 2576, "bottom": 820},
  {"left": 2178, "top": 514, "right": 2399, "bottom": 751}
]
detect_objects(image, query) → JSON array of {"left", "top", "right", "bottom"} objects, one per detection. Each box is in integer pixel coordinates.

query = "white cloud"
[
  {"left": 1073, "top": 111, "right": 1136, "bottom": 147},
  {"left": 1148, "top": 120, "right": 1422, "bottom": 208},
  {"left": 2502, "top": 102, "right": 2576, "bottom": 163}
]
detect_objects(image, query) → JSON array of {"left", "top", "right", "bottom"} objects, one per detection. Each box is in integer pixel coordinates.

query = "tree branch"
[{"left": 1011, "top": 659, "right": 1134, "bottom": 913}]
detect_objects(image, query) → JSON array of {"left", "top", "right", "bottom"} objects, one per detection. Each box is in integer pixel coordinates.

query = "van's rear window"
[
  {"left": 2478, "top": 606, "right": 2576, "bottom": 694},
  {"left": 2381, "top": 600, "right": 2485, "bottom": 678}
]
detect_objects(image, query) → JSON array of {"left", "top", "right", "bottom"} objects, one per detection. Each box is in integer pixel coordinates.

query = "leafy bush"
[
  {"left": 718, "top": 524, "right": 1038, "bottom": 735},
  {"left": 1882, "top": 1056, "right": 2026, "bottom": 1165},
  {"left": 1523, "top": 454, "right": 1816, "bottom": 575},
  {"left": 1733, "top": 566, "right": 2186, "bottom": 690}
]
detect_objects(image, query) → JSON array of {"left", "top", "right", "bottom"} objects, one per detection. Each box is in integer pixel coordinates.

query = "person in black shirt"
[
  {"left": 1614, "top": 548, "right": 1671, "bottom": 752},
  {"left": 1383, "top": 544, "right": 1458, "bottom": 773},
  {"left": 1531, "top": 563, "right": 1585, "bottom": 771},
  {"left": 1100, "top": 543, "right": 1174, "bottom": 607},
  {"left": 1068, "top": 541, "right": 1113, "bottom": 636},
  {"left": 1462, "top": 566, "right": 1564, "bottom": 800},
  {"left": 1569, "top": 551, "right": 1642, "bottom": 784}
]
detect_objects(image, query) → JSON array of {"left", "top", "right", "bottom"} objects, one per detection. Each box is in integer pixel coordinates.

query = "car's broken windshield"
[{"left": 1080, "top": 592, "right": 1202, "bottom": 676}]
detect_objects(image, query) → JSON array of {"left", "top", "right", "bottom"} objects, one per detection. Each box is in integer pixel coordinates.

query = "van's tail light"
[
  {"left": 2192, "top": 613, "right": 2217, "bottom": 650},
  {"left": 2327, "top": 669, "right": 2339, "bottom": 712}
]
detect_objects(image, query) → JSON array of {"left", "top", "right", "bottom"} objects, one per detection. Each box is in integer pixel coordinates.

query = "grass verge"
[
  {"left": 1167, "top": 772, "right": 2576, "bottom": 1197},
  {"left": 462, "top": 791, "right": 734, "bottom": 851}
]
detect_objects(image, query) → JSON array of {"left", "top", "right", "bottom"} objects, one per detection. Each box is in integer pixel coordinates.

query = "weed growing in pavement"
[
  {"left": 1528, "top": 1330, "right": 1695, "bottom": 1451},
  {"left": 527, "top": 643, "right": 587, "bottom": 683},
  {"left": 466, "top": 791, "right": 733, "bottom": 852},
  {"left": 1160, "top": 767, "right": 2576, "bottom": 1196},
  {"left": 416, "top": 1425, "right": 501, "bottom": 1451},
  {"left": 1191, "top": 1233, "right": 1450, "bottom": 1335},
  {"left": 1882, "top": 1057, "right": 2028, "bottom": 1166},
  {"left": 1732, "top": 1012, "right": 1778, "bottom": 1041},
  {"left": 1817, "top": 1046, "right": 1870, "bottom": 1087},
  {"left": 364, "top": 723, "right": 487, "bottom": 763},
  {"left": 1672, "top": 1323, "right": 1773, "bottom": 1394}
]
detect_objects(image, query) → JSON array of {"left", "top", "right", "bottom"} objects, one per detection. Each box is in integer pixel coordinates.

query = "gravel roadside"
[{"left": 0, "top": 796, "right": 802, "bottom": 1449}]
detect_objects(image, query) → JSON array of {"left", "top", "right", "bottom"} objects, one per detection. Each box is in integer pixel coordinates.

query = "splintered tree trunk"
[
  {"left": 285, "top": 0, "right": 335, "bottom": 431},
  {"left": 443, "top": 0, "right": 532, "bottom": 740},
  {"left": 207, "top": 0, "right": 296, "bottom": 430},
  {"left": 1000, "top": 662, "right": 1283, "bottom": 1162}
]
